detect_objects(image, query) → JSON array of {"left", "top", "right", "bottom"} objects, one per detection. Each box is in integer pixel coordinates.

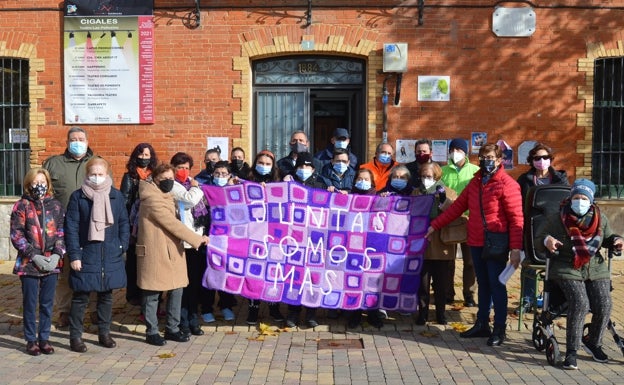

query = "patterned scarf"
[
  {"left": 560, "top": 199, "right": 602, "bottom": 269},
  {"left": 181, "top": 179, "right": 209, "bottom": 218},
  {"left": 81, "top": 176, "right": 114, "bottom": 241}
]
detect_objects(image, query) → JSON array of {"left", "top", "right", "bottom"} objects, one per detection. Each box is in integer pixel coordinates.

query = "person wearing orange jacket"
[{"left": 359, "top": 143, "right": 398, "bottom": 192}]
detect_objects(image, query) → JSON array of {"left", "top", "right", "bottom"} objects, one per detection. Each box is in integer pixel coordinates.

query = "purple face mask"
[{"left": 533, "top": 158, "right": 550, "bottom": 171}]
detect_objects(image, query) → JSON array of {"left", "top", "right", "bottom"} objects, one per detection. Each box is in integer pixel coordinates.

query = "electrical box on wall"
[{"left": 383, "top": 43, "right": 408, "bottom": 73}]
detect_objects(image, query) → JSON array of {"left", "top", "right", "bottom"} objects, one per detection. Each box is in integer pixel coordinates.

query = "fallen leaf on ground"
[
  {"left": 450, "top": 322, "right": 469, "bottom": 332},
  {"left": 157, "top": 352, "right": 176, "bottom": 359}
]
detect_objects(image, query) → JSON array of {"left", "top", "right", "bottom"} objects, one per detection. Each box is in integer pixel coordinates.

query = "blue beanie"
[
  {"left": 448, "top": 138, "right": 468, "bottom": 154},
  {"left": 570, "top": 178, "right": 595, "bottom": 203}
]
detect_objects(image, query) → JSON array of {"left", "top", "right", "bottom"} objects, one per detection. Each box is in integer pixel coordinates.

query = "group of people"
[{"left": 9, "top": 126, "right": 623, "bottom": 370}]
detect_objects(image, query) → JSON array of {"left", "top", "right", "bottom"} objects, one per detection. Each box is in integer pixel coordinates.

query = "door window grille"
[
  {"left": 1, "top": 58, "right": 30, "bottom": 196},
  {"left": 592, "top": 57, "right": 624, "bottom": 199}
]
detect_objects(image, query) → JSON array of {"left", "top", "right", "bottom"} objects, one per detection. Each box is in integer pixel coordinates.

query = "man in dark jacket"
[{"left": 314, "top": 127, "right": 358, "bottom": 169}]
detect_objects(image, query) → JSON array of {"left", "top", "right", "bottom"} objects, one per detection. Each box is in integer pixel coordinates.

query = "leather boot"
[
  {"left": 487, "top": 324, "right": 506, "bottom": 346},
  {"left": 460, "top": 319, "right": 491, "bottom": 338}
]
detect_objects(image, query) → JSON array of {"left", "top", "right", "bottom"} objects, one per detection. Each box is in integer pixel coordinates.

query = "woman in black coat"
[{"left": 65, "top": 158, "right": 130, "bottom": 353}]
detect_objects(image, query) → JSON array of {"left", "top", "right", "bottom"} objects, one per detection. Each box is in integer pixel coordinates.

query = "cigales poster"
[{"left": 63, "top": 0, "right": 154, "bottom": 124}]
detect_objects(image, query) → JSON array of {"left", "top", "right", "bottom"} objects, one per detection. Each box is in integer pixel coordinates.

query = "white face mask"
[
  {"left": 571, "top": 198, "right": 591, "bottom": 216},
  {"left": 450, "top": 151, "right": 465, "bottom": 165},
  {"left": 89, "top": 175, "right": 106, "bottom": 185},
  {"left": 422, "top": 177, "right": 436, "bottom": 189}
]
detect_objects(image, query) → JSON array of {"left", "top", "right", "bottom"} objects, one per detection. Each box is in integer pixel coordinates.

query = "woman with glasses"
[
  {"left": 516, "top": 143, "right": 569, "bottom": 314},
  {"left": 425, "top": 143, "right": 523, "bottom": 346}
]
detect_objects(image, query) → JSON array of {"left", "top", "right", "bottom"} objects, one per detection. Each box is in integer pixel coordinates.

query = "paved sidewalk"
[{"left": 0, "top": 259, "right": 623, "bottom": 384}]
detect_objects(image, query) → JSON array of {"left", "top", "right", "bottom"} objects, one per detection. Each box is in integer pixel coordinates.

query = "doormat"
[{"left": 317, "top": 338, "right": 364, "bottom": 350}]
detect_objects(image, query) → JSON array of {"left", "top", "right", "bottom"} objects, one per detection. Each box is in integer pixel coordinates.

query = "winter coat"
[
  {"left": 42, "top": 148, "right": 98, "bottom": 208},
  {"left": 359, "top": 157, "right": 398, "bottom": 192},
  {"left": 277, "top": 152, "right": 323, "bottom": 179},
  {"left": 170, "top": 180, "right": 206, "bottom": 248},
  {"left": 431, "top": 167, "right": 524, "bottom": 249},
  {"left": 413, "top": 181, "right": 458, "bottom": 261},
  {"left": 314, "top": 145, "right": 358, "bottom": 169},
  {"left": 10, "top": 194, "right": 65, "bottom": 276},
  {"left": 517, "top": 166, "right": 569, "bottom": 200},
  {"left": 135, "top": 180, "right": 204, "bottom": 291},
  {"left": 319, "top": 163, "right": 356, "bottom": 191},
  {"left": 440, "top": 160, "right": 480, "bottom": 195},
  {"left": 120, "top": 172, "right": 140, "bottom": 213},
  {"left": 536, "top": 208, "right": 621, "bottom": 282},
  {"left": 64, "top": 187, "right": 129, "bottom": 292}
]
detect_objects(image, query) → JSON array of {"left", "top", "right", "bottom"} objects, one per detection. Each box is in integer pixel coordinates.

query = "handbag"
[
  {"left": 440, "top": 216, "right": 468, "bottom": 245},
  {"left": 479, "top": 186, "right": 510, "bottom": 261}
]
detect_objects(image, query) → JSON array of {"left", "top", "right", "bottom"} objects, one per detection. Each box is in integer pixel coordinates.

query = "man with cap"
[
  {"left": 277, "top": 131, "right": 322, "bottom": 178},
  {"left": 537, "top": 178, "right": 623, "bottom": 370},
  {"left": 314, "top": 127, "right": 358, "bottom": 169},
  {"left": 441, "top": 138, "right": 480, "bottom": 307},
  {"left": 405, "top": 138, "right": 434, "bottom": 188}
]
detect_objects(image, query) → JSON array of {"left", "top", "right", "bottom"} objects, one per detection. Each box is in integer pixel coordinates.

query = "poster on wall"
[
  {"left": 207, "top": 137, "right": 230, "bottom": 161},
  {"left": 395, "top": 139, "right": 416, "bottom": 163},
  {"left": 431, "top": 140, "right": 449, "bottom": 163},
  {"left": 471, "top": 132, "right": 487, "bottom": 154},
  {"left": 497, "top": 139, "right": 514, "bottom": 170},
  {"left": 63, "top": 1, "right": 154, "bottom": 124},
  {"left": 418, "top": 76, "right": 450, "bottom": 101}
]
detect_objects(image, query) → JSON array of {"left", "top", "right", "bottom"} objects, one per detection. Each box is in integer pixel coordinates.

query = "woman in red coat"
[{"left": 426, "top": 143, "right": 523, "bottom": 346}]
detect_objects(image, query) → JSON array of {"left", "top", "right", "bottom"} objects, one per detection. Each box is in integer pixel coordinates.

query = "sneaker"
[
  {"left": 377, "top": 309, "right": 388, "bottom": 319},
  {"left": 202, "top": 313, "right": 216, "bottom": 323},
  {"left": 306, "top": 319, "right": 319, "bottom": 328},
  {"left": 563, "top": 354, "right": 578, "bottom": 370},
  {"left": 582, "top": 341, "right": 609, "bottom": 363},
  {"left": 285, "top": 318, "right": 297, "bottom": 328},
  {"left": 246, "top": 306, "right": 259, "bottom": 325},
  {"left": 222, "top": 308, "right": 235, "bottom": 321}
]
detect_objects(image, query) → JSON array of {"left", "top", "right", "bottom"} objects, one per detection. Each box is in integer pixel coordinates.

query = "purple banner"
[{"left": 202, "top": 182, "right": 433, "bottom": 312}]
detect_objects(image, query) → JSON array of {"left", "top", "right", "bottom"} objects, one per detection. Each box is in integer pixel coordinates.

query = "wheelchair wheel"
[
  {"left": 532, "top": 326, "right": 546, "bottom": 351},
  {"left": 545, "top": 336, "right": 561, "bottom": 366}
]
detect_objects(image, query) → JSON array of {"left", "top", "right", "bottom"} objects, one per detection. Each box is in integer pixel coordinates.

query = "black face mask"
[
  {"left": 205, "top": 161, "right": 216, "bottom": 172},
  {"left": 232, "top": 159, "right": 244, "bottom": 170},
  {"left": 137, "top": 158, "right": 151, "bottom": 168},
  {"left": 158, "top": 179, "right": 174, "bottom": 193}
]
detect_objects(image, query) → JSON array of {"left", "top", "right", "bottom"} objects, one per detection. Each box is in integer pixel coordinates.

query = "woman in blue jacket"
[{"left": 65, "top": 157, "right": 130, "bottom": 353}]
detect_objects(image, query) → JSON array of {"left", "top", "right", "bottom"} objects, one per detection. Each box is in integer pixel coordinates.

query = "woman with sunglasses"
[{"left": 516, "top": 143, "right": 569, "bottom": 315}]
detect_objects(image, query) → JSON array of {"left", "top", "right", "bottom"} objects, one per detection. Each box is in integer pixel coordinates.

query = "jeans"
[
  {"left": 143, "top": 288, "right": 182, "bottom": 335},
  {"left": 471, "top": 246, "right": 508, "bottom": 327},
  {"left": 21, "top": 274, "right": 58, "bottom": 342},
  {"left": 69, "top": 290, "right": 113, "bottom": 339}
]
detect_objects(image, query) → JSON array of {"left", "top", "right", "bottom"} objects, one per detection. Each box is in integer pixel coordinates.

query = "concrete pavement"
[{"left": 0, "top": 259, "right": 623, "bottom": 384}]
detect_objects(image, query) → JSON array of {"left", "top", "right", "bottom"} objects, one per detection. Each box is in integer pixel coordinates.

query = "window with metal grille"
[
  {"left": 1, "top": 58, "right": 30, "bottom": 197},
  {"left": 592, "top": 57, "right": 624, "bottom": 199}
]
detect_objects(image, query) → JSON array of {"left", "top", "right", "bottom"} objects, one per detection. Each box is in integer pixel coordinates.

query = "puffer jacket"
[
  {"left": 10, "top": 194, "right": 65, "bottom": 276},
  {"left": 536, "top": 208, "right": 621, "bottom": 281},
  {"left": 64, "top": 186, "right": 129, "bottom": 292},
  {"left": 431, "top": 167, "right": 523, "bottom": 249}
]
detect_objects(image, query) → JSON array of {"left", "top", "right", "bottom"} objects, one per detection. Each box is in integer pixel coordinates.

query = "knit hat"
[
  {"left": 570, "top": 178, "right": 595, "bottom": 203},
  {"left": 295, "top": 152, "right": 315, "bottom": 168},
  {"left": 448, "top": 138, "right": 468, "bottom": 154}
]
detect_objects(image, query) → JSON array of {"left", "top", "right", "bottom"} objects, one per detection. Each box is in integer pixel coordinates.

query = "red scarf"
[{"left": 560, "top": 199, "right": 601, "bottom": 269}]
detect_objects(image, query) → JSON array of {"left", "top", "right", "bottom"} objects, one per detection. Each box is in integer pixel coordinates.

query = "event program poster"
[
  {"left": 63, "top": 0, "right": 154, "bottom": 124},
  {"left": 431, "top": 139, "right": 449, "bottom": 163},
  {"left": 418, "top": 76, "right": 451, "bottom": 101}
]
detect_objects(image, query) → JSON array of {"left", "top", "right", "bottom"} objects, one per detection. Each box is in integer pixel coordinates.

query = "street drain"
[{"left": 317, "top": 338, "right": 364, "bottom": 350}]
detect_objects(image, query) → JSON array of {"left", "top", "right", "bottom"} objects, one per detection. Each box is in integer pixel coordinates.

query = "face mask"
[
  {"left": 232, "top": 159, "right": 244, "bottom": 170},
  {"left": 333, "top": 162, "right": 348, "bottom": 174},
  {"left": 68, "top": 141, "right": 87, "bottom": 157},
  {"left": 214, "top": 177, "right": 229, "bottom": 187},
  {"left": 571, "top": 199, "right": 591, "bottom": 216},
  {"left": 88, "top": 175, "right": 106, "bottom": 185},
  {"left": 391, "top": 178, "right": 408, "bottom": 190},
  {"left": 137, "top": 158, "right": 151, "bottom": 168},
  {"left": 377, "top": 154, "right": 392, "bottom": 164},
  {"left": 355, "top": 180, "right": 372, "bottom": 191},
  {"left": 290, "top": 142, "right": 308, "bottom": 154},
  {"left": 416, "top": 153, "right": 431, "bottom": 164},
  {"left": 479, "top": 159, "right": 497, "bottom": 175},
  {"left": 450, "top": 151, "right": 465, "bottom": 165},
  {"left": 533, "top": 158, "right": 550, "bottom": 171},
  {"left": 255, "top": 164, "right": 272, "bottom": 176},
  {"left": 422, "top": 177, "right": 436, "bottom": 190},
  {"left": 296, "top": 168, "right": 313, "bottom": 181},
  {"left": 158, "top": 179, "right": 174, "bottom": 193},
  {"left": 31, "top": 183, "right": 47, "bottom": 200},
  {"left": 335, "top": 140, "right": 348, "bottom": 149},
  {"left": 175, "top": 169, "right": 190, "bottom": 182}
]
